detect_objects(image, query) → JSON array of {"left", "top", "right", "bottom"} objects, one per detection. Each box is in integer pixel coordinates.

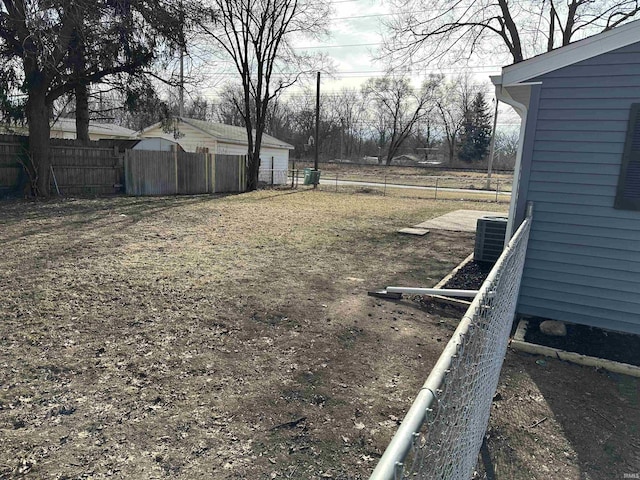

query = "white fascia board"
[
  {"left": 492, "top": 80, "right": 539, "bottom": 243},
  {"left": 502, "top": 18, "right": 640, "bottom": 86}
]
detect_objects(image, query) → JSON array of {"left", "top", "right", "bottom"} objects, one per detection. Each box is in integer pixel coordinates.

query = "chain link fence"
[
  {"left": 258, "top": 168, "right": 289, "bottom": 185},
  {"left": 282, "top": 169, "right": 511, "bottom": 203},
  {"left": 370, "top": 209, "right": 532, "bottom": 480}
]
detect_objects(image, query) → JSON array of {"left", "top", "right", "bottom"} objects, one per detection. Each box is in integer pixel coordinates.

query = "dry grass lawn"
[
  {"left": 0, "top": 190, "right": 501, "bottom": 479},
  {"left": 1, "top": 190, "right": 637, "bottom": 480}
]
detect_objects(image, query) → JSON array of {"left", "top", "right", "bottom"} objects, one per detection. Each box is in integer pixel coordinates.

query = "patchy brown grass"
[
  {"left": 0, "top": 191, "right": 502, "bottom": 479},
  {"left": 2, "top": 190, "right": 636, "bottom": 480}
]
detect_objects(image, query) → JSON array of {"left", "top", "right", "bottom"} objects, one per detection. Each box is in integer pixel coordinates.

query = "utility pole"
[
  {"left": 179, "top": 1, "right": 185, "bottom": 117},
  {"left": 340, "top": 117, "right": 345, "bottom": 159},
  {"left": 179, "top": 50, "right": 184, "bottom": 117},
  {"left": 314, "top": 71, "right": 320, "bottom": 188}
]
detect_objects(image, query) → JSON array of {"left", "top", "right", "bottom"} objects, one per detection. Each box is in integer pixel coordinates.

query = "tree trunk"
[
  {"left": 498, "top": 0, "right": 524, "bottom": 62},
  {"left": 385, "top": 150, "right": 394, "bottom": 166},
  {"left": 75, "top": 82, "right": 90, "bottom": 143},
  {"left": 246, "top": 150, "right": 260, "bottom": 191},
  {"left": 26, "top": 89, "right": 52, "bottom": 196}
]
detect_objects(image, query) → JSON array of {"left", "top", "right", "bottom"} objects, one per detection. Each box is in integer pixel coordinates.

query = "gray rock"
[{"left": 539, "top": 320, "right": 567, "bottom": 337}]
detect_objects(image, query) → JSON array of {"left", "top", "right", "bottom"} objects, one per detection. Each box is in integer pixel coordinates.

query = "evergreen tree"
[{"left": 458, "top": 92, "right": 492, "bottom": 163}]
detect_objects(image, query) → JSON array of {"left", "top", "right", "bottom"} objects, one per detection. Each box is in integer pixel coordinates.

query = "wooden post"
[
  {"left": 124, "top": 149, "right": 130, "bottom": 195},
  {"left": 271, "top": 156, "right": 274, "bottom": 185},
  {"left": 211, "top": 153, "right": 216, "bottom": 193},
  {"left": 204, "top": 153, "right": 209, "bottom": 193},
  {"left": 174, "top": 146, "right": 178, "bottom": 194}
]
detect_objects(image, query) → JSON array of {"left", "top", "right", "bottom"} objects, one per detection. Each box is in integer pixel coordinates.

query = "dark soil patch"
[
  {"left": 443, "top": 260, "right": 492, "bottom": 290},
  {"left": 524, "top": 317, "right": 640, "bottom": 367}
]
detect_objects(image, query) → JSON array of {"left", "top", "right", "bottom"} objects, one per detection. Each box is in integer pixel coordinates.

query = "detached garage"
[{"left": 138, "top": 117, "right": 293, "bottom": 184}]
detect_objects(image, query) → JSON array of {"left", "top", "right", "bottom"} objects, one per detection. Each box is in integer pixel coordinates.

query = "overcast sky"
[
  {"left": 288, "top": 0, "right": 506, "bottom": 93},
  {"left": 192, "top": 0, "right": 519, "bottom": 126}
]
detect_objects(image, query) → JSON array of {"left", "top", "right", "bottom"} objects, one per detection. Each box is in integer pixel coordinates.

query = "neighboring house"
[
  {"left": 138, "top": 117, "right": 294, "bottom": 184},
  {"left": 492, "top": 19, "right": 640, "bottom": 334},
  {"left": 50, "top": 118, "right": 137, "bottom": 140}
]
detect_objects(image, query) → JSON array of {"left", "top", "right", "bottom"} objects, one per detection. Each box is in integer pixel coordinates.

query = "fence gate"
[
  {"left": 0, "top": 135, "right": 26, "bottom": 194},
  {"left": 125, "top": 150, "right": 177, "bottom": 196},
  {"left": 1, "top": 135, "right": 122, "bottom": 195},
  {"left": 177, "top": 151, "right": 209, "bottom": 194},
  {"left": 50, "top": 144, "right": 121, "bottom": 195},
  {"left": 215, "top": 154, "right": 245, "bottom": 193}
]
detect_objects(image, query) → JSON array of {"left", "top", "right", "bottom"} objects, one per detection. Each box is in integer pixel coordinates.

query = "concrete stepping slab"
[{"left": 398, "top": 227, "right": 430, "bottom": 236}]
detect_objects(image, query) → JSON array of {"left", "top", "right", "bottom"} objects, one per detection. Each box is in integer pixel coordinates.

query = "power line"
[{"left": 292, "top": 42, "right": 381, "bottom": 49}]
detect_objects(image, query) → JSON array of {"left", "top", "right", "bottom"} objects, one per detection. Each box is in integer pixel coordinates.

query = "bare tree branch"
[
  {"left": 197, "top": 0, "right": 329, "bottom": 190},
  {"left": 383, "top": 0, "right": 640, "bottom": 67}
]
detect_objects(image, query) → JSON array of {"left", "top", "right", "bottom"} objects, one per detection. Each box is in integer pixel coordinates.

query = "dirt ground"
[
  {"left": 485, "top": 350, "right": 640, "bottom": 480},
  {"left": 1, "top": 190, "right": 637, "bottom": 480}
]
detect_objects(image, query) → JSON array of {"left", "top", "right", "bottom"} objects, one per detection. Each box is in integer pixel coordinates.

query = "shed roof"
[
  {"left": 499, "top": 18, "right": 640, "bottom": 86},
  {"left": 52, "top": 118, "right": 137, "bottom": 138},
  {"left": 144, "top": 117, "right": 294, "bottom": 150}
]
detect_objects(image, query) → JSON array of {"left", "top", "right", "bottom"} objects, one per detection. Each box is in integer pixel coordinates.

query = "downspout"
[{"left": 490, "top": 76, "right": 529, "bottom": 246}]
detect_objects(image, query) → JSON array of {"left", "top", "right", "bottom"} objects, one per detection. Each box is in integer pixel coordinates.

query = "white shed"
[
  {"left": 138, "top": 117, "right": 293, "bottom": 184},
  {"left": 131, "top": 137, "right": 182, "bottom": 151},
  {"left": 50, "top": 118, "right": 137, "bottom": 140}
]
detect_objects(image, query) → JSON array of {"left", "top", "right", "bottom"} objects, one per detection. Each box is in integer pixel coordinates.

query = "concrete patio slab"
[{"left": 413, "top": 210, "right": 506, "bottom": 232}]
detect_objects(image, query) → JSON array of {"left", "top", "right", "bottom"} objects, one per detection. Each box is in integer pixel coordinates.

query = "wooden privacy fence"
[
  {"left": 0, "top": 135, "right": 26, "bottom": 193},
  {"left": 49, "top": 143, "right": 121, "bottom": 195},
  {"left": 124, "top": 150, "right": 246, "bottom": 196},
  {"left": 0, "top": 134, "right": 122, "bottom": 195}
]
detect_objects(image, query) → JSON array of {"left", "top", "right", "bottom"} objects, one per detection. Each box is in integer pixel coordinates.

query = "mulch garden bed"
[
  {"left": 524, "top": 317, "right": 640, "bottom": 367},
  {"left": 443, "top": 260, "right": 492, "bottom": 290},
  {"left": 440, "top": 259, "right": 640, "bottom": 367}
]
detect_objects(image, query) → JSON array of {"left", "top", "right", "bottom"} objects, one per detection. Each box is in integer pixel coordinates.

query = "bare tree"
[
  {"left": 363, "top": 75, "right": 440, "bottom": 166},
  {"left": 198, "top": 0, "right": 330, "bottom": 191},
  {"left": 384, "top": 0, "right": 640, "bottom": 65},
  {"left": 494, "top": 128, "right": 519, "bottom": 168},
  {"left": 327, "top": 88, "right": 368, "bottom": 159},
  {"left": 434, "top": 75, "right": 481, "bottom": 164}
]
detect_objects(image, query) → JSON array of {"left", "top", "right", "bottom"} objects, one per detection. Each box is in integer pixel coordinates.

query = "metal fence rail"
[{"left": 370, "top": 209, "right": 532, "bottom": 480}]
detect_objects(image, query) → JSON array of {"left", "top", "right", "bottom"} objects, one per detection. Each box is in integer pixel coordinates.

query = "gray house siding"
[{"left": 516, "top": 41, "right": 640, "bottom": 334}]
